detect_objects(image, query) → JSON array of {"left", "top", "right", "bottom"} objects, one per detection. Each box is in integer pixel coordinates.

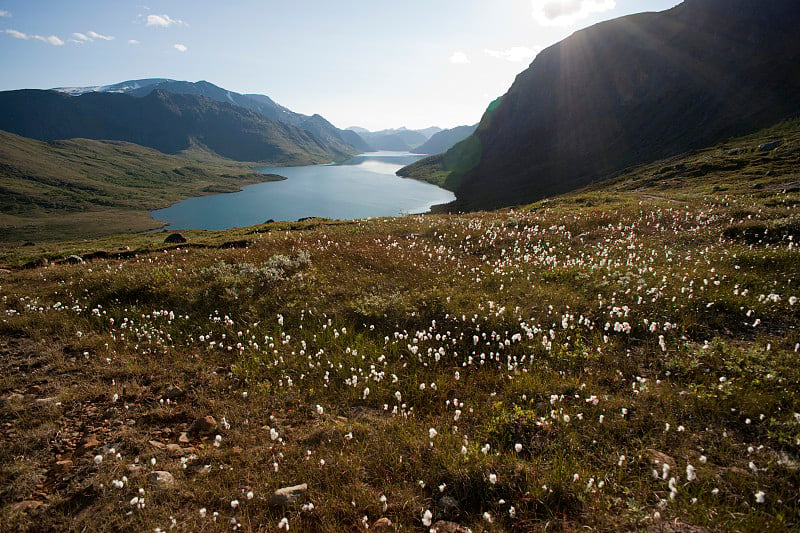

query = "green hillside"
[
  {"left": 0, "top": 120, "right": 798, "bottom": 532},
  {"left": 0, "top": 131, "right": 277, "bottom": 244}
]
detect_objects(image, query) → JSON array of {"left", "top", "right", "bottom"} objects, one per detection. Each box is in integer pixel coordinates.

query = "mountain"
[
  {"left": 0, "top": 89, "right": 354, "bottom": 164},
  {"left": 413, "top": 124, "right": 478, "bottom": 155},
  {"left": 53, "top": 79, "right": 368, "bottom": 156},
  {"left": 411, "top": 0, "right": 800, "bottom": 210},
  {"left": 347, "top": 127, "right": 431, "bottom": 151}
]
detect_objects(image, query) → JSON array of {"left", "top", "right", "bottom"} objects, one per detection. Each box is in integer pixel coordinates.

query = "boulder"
[
  {"left": 190, "top": 415, "right": 218, "bottom": 436},
  {"left": 147, "top": 470, "right": 176, "bottom": 487},
  {"left": 269, "top": 483, "right": 308, "bottom": 508},
  {"left": 164, "top": 233, "right": 187, "bottom": 244}
]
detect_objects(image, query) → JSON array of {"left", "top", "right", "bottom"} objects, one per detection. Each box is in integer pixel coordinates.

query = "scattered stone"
[
  {"left": 165, "top": 444, "right": 184, "bottom": 456},
  {"left": 438, "top": 495, "right": 460, "bottom": 517},
  {"left": 23, "top": 258, "right": 48, "bottom": 269},
  {"left": 646, "top": 449, "right": 676, "bottom": 469},
  {"left": 164, "top": 233, "right": 187, "bottom": 244},
  {"left": 269, "top": 483, "right": 308, "bottom": 508},
  {"left": 148, "top": 470, "right": 176, "bottom": 487},
  {"left": 76, "top": 435, "right": 100, "bottom": 456},
  {"left": 162, "top": 386, "right": 184, "bottom": 400},
  {"left": 4, "top": 392, "right": 25, "bottom": 403},
  {"left": 34, "top": 397, "right": 58, "bottom": 406},
  {"left": 758, "top": 140, "right": 782, "bottom": 152},
  {"left": 190, "top": 416, "right": 218, "bottom": 436},
  {"left": 372, "top": 517, "right": 395, "bottom": 531},
  {"left": 53, "top": 459, "right": 74, "bottom": 474},
  {"left": 432, "top": 521, "right": 472, "bottom": 533},
  {"left": 178, "top": 432, "right": 191, "bottom": 444},
  {"left": 149, "top": 440, "right": 166, "bottom": 450}
]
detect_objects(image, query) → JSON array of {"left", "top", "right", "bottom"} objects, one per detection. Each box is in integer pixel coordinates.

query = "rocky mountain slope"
[{"left": 416, "top": 0, "right": 800, "bottom": 210}]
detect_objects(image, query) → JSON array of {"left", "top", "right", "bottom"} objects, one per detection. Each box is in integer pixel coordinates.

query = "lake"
[{"left": 150, "top": 152, "right": 454, "bottom": 230}]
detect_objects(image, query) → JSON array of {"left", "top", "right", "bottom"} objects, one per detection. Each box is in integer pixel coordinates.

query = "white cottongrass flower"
[
  {"left": 428, "top": 428, "right": 438, "bottom": 439},
  {"left": 278, "top": 516, "right": 289, "bottom": 530},
  {"left": 489, "top": 473, "right": 498, "bottom": 484},
  {"left": 94, "top": 455, "right": 103, "bottom": 465},
  {"left": 230, "top": 499, "right": 239, "bottom": 509},
  {"left": 515, "top": 443, "right": 523, "bottom": 453},
  {"left": 422, "top": 509, "right": 433, "bottom": 527},
  {"left": 686, "top": 464, "right": 697, "bottom": 482},
  {"left": 199, "top": 507, "right": 207, "bottom": 518}
]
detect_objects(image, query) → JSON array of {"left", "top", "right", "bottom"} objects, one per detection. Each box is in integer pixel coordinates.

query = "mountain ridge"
[
  {"left": 420, "top": 0, "right": 800, "bottom": 210},
  {"left": 0, "top": 89, "right": 355, "bottom": 164}
]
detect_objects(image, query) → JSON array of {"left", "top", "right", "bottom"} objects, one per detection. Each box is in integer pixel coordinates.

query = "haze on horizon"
[{"left": 0, "top": 0, "right": 680, "bottom": 131}]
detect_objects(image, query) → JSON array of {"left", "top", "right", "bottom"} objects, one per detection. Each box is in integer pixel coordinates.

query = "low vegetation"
[
  {"left": 0, "top": 131, "right": 281, "bottom": 245},
  {"left": 0, "top": 122, "right": 799, "bottom": 531}
]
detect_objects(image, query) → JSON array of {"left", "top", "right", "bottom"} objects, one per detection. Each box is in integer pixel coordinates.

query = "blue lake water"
[{"left": 150, "top": 152, "right": 454, "bottom": 230}]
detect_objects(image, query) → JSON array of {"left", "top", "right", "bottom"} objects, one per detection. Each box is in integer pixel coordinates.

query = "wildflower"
[
  {"left": 686, "top": 464, "right": 696, "bottom": 482},
  {"left": 199, "top": 508, "right": 207, "bottom": 518},
  {"left": 489, "top": 473, "right": 497, "bottom": 484},
  {"left": 316, "top": 405, "right": 324, "bottom": 415},
  {"left": 483, "top": 511, "right": 493, "bottom": 523},
  {"left": 246, "top": 491, "right": 254, "bottom": 500},
  {"left": 230, "top": 499, "right": 239, "bottom": 509},
  {"left": 422, "top": 509, "right": 433, "bottom": 527},
  {"left": 755, "top": 491, "right": 765, "bottom": 504},
  {"left": 278, "top": 517, "right": 289, "bottom": 530},
  {"left": 94, "top": 455, "right": 103, "bottom": 465},
  {"left": 214, "top": 435, "right": 222, "bottom": 447},
  {"left": 515, "top": 443, "right": 523, "bottom": 453}
]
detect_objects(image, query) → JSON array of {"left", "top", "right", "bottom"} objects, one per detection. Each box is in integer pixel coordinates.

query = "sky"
[{"left": 0, "top": 1, "right": 681, "bottom": 131}]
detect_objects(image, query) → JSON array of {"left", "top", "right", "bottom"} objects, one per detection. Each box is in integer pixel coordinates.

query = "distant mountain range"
[
  {"left": 0, "top": 89, "right": 352, "bottom": 164},
  {"left": 346, "top": 126, "right": 439, "bottom": 152},
  {"left": 413, "top": 124, "right": 478, "bottom": 155},
  {"left": 402, "top": 0, "right": 800, "bottom": 210},
  {"left": 52, "top": 79, "right": 370, "bottom": 156}
]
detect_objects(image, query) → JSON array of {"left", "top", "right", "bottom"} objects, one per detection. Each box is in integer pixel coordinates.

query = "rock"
[
  {"left": 269, "top": 483, "right": 308, "bottom": 508},
  {"left": 127, "top": 464, "right": 144, "bottom": 475},
  {"left": 190, "top": 415, "right": 218, "bottom": 436},
  {"left": 438, "top": 495, "right": 460, "bottom": 517},
  {"left": 165, "top": 444, "right": 183, "bottom": 456},
  {"left": 164, "top": 233, "right": 187, "bottom": 244},
  {"left": 432, "top": 521, "right": 472, "bottom": 533},
  {"left": 23, "top": 258, "right": 48, "bottom": 269},
  {"left": 148, "top": 470, "right": 176, "bottom": 486},
  {"left": 149, "top": 440, "right": 166, "bottom": 450},
  {"left": 162, "top": 386, "right": 184, "bottom": 400},
  {"left": 34, "top": 397, "right": 58, "bottom": 406},
  {"left": 178, "top": 432, "right": 191, "bottom": 444},
  {"left": 76, "top": 435, "right": 100, "bottom": 456},
  {"left": 65, "top": 255, "right": 84, "bottom": 264},
  {"left": 5, "top": 392, "right": 25, "bottom": 403},
  {"left": 372, "top": 517, "right": 395, "bottom": 531},
  {"left": 646, "top": 449, "right": 676, "bottom": 469},
  {"left": 758, "top": 140, "right": 782, "bottom": 152},
  {"left": 53, "top": 459, "right": 74, "bottom": 474}
]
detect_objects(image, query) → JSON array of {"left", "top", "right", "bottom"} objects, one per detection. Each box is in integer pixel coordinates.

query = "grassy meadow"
[{"left": 1, "top": 122, "right": 799, "bottom": 531}]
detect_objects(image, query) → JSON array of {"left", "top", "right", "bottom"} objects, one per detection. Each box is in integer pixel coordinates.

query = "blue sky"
[{"left": 0, "top": 1, "right": 681, "bottom": 130}]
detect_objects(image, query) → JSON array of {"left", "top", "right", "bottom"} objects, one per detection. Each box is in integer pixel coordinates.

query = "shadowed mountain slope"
[{"left": 417, "top": 0, "right": 800, "bottom": 210}]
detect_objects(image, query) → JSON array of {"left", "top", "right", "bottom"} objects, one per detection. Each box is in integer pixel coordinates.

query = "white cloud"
[
  {"left": 485, "top": 46, "right": 542, "bottom": 63},
  {"left": 531, "top": 0, "right": 616, "bottom": 26},
  {"left": 72, "top": 32, "right": 91, "bottom": 41},
  {"left": 3, "top": 29, "right": 28, "bottom": 39},
  {"left": 33, "top": 34, "right": 65, "bottom": 46},
  {"left": 449, "top": 51, "right": 471, "bottom": 65},
  {"left": 3, "top": 29, "right": 63, "bottom": 45},
  {"left": 87, "top": 31, "right": 114, "bottom": 41},
  {"left": 128, "top": 39, "right": 141, "bottom": 45},
  {"left": 0, "top": 10, "right": 11, "bottom": 17},
  {"left": 174, "top": 43, "right": 187, "bottom": 52},
  {"left": 147, "top": 14, "right": 185, "bottom": 27}
]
